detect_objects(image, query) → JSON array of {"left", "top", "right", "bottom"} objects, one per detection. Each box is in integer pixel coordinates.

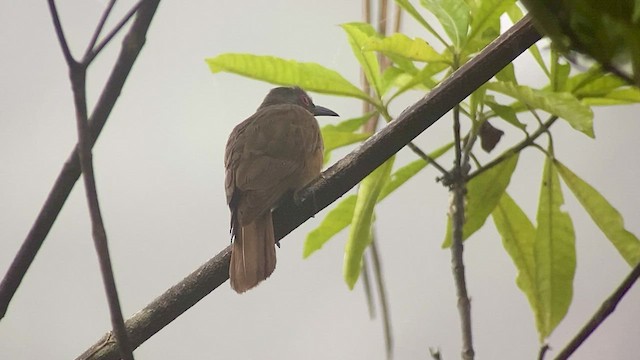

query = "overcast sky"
[{"left": 1, "top": 1, "right": 639, "bottom": 359}]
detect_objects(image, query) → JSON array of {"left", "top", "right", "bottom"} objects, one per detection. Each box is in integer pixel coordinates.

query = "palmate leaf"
[
  {"left": 555, "top": 160, "right": 640, "bottom": 266},
  {"left": 487, "top": 81, "right": 594, "bottom": 138},
  {"left": 534, "top": 155, "right": 576, "bottom": 341},
  {"left": 442, "top": 153, "right": 519, "bottom": 247},
  {"left": 344, "top": 157, "right": 395, "bottom": 289},
  {"left": 303, "top": 143, "right": 453, "bottom": 258},
  {"left": 206, "top": 53, "right": 369, "bottom": 100}
]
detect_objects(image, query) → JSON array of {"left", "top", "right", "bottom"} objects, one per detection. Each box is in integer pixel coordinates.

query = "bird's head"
[{"left": 259, "top": 86, "right": 339, "bottom": 117}]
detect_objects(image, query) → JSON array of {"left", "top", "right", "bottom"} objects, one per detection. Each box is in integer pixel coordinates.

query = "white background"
[{"left": 1, "top": 1, "right": 639, "bottom": 359}]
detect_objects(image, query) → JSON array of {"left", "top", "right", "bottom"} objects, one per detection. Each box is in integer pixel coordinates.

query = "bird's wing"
[{"left": 225, "top": 104, "right": 322, "bottom": 225}]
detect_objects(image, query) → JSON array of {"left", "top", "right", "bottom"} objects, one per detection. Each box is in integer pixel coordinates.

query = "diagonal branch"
[
  {"left": 0, "top": 0, "right": 161, "bottom": 321},
  {"left": 554, "top": 261, "right": 640, "bottom": 360},
  {"left": 70, "top": 64, "right": 134, "bottom": 360},
  {"left": 75, "top": 16, "right": 541, "bottom": 360},
  {"left": 47, "top": 0, "right": 74, "bottom": 65},
  {"left": 84, "top": 0, "right": 117, "bottom": 58}
]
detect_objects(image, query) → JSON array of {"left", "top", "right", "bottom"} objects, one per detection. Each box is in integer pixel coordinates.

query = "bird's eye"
[{"left": 300, "top": 95, "right": 311, "bottom": 107}]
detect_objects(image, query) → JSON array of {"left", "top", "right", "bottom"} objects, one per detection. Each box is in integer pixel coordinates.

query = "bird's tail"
[{"left": 229, "top": 212, "right": 277, "bottom": 293}]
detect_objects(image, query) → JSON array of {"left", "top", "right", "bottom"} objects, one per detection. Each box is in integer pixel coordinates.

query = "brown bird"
[{"left": 225, "top": 86, "right": 338, "bottom": 293}]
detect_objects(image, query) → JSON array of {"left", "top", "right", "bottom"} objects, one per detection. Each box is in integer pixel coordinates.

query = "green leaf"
[
  {"left": 206, "top": 53, "right": 369, "bottom": 100},
  {"left": 420, "top": 0, "right": 470, "bottom": 48},
  {"left": 390, "top": 61, "right": 449, "bottom": 100},
  {"left": 321, "top": 113, "right": 375, "bottom": 163},
  {"left": 381, "top": 67, "right": 407, "bottom": 95},
  {"left": 506, "top": 1, "right": 524, "bottom": 22},
  {"left": 363, "top": 33, "right": 446, "bottom": 62},
  {"left": 322, "top": 131, "right": 371, "bottom": 164},
  {"left": 344, "top": 158, "right": 395, "bottom": 289},
  {"left": 505, "top": 3, "right": 548, "bottom": 75},
  {"left": 485, "top": 96, "right": 526, "bottom": 130},
  {"left": 442, "top": 153, "right": 519, "bottom": 247},
  {"left": 341, "top": 23, "right": 384, "bottom": 98},
  {"left": 379, "top": 142, "right": 454, "bottom": 200},
  {"left": 395, "top": 0, "right": 443, "bottom": 40},
  {"left": 534, "top": 155, "right": 576, "bottom": 341},
  {"left": 324, "top": 112, "right": 376, "bottom": 133},
  {"left": 487, "top": 81, "right": 594, "bottom": 138},
  {"left": 495, "top": 62, "right": 517, "bottom": 83},
  {"left": 553, "top": 61, "right": 571, "bottom": 92},
  {"left": 566, "top": 70, "right": 627, "bottom": 98},
  {"left": 555, "top": 161, "right": 640, "bottom": 266},
  {"left": 304, "top": 143, "right": 452, "bottom": 258},
  {"left": 303, "top": 195, "right": 357, "bottom": 258},
  {"left": 492, "top": 192, "right": 541, "bottom": 330},
  {"left": 583, "top": 87, "right": 640, "bottom": 106},
  {"left": 468, "top": 0, "right": 516, "bottom": 44}
]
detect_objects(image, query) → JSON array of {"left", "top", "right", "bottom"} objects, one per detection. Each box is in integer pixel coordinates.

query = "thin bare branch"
[
  {"left": 75, "top": 16, "right": 541, "bottom": 360},
  {"left": 69, "top": 64, "right": 133, "bottom": 360},
  {"left": 450, "top": 104, "right": 475, "bottom": 360},
  {"left": 85, "top": 0, "right": 147, "bottom": 64},
  {"left": 371, "top": 237, "right": 393, "bottom": 360},
  {"left": 554, "top": 261, "right": 640, "bottom": 360},
  {"left": 47, "top": 0, "right": 75, "bottom": 65},
  {"left": 467, "top": 116, "right": 558, "bottom": 181},
  {"left": 361, "top": 254, "right": 377, "bottom": 318},
  {"left": 85, "top": 0, "right": 117, "bottom": 58},
  {"left": 407, "top": 142, "right": 448, "bottom": 176},
  {"left": 0, "top": 0, "right": 161, "bottom": 321}
]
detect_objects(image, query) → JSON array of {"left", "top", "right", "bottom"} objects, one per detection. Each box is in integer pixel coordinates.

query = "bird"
[{"left": 224, "top": 86, "right": 338, "bottom": 293}]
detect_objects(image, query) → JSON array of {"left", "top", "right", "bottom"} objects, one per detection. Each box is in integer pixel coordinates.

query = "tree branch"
[
  {"left": 554, "top": 261, "right": 640, "bottom": 360},
  {"left": 0, "top": 0, "right": 161, "bottom": 321},
  {"left": 70, "top": 64, "right": 134, "bottom": 360},
  {"left": 450, "top": 103, "right": 474, "bottom": 360},
  {"left": 85, "top": 0, "right": 147, "bottom": 64},
  {"left": 467, "top": 115, "right": 558, "bottom": 181},
  {"left": 47, "top": 0, "right": 74, "bottom": 65},
  {"left": 370, "top": 237, "right": 393, "bottom": 360},
  {"left": 75, "top": 16, "right": 541, "bottom": 360},
  {"left": 84, "top": 0, "right": 116, "bottom": 58}
]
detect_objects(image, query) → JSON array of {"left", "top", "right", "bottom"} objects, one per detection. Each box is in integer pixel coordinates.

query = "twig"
[
  {"left": 47, "top": 0, "right": 74, "bottom": 65},
  {"left": 85, "top": 0, "right": 147, "bottom": 64},
  {"left": 69, "top": 64, "right": 134, "bottom": 360},
  {"left": 467, "top": 116, "right": 558, "bottom": 181},
  {"left": 0, "top": 0, "right": 161, "bottom": 321},
  {"left": 407, "top": 142, "right": 448, "bottom": 176},
  {"left": 85, "top": 0, "right": 117, "bottom": 58},
  {"left": 76, "top": 16, "right": 542, "bottom": 359},
  {"left": 554, "top": 261, "right": 640, "bottom": 360},
  {"left": 538, "top": 344, "right": 550, "bottom": 360},
  {"left": 450, "top": 104, "right": 475, "bottom": 360},
  {"left": 361, "top": 254, "right": 376, "bottom": 318},
  {"left": 48, "top": 1, "right": 139, "bottom": 358},
  {"left": 371, "top": 237, "right": 393, "bottom": 360}
]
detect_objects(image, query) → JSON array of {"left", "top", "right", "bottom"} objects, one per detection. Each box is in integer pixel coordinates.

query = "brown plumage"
[{"left": 224, "top": 86, "right": 338, "bottom": 293}]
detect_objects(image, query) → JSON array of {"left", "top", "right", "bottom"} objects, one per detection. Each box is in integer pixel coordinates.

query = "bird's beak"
[{"left": 313, "top": 105, "right": 339, "bottom": 117}]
